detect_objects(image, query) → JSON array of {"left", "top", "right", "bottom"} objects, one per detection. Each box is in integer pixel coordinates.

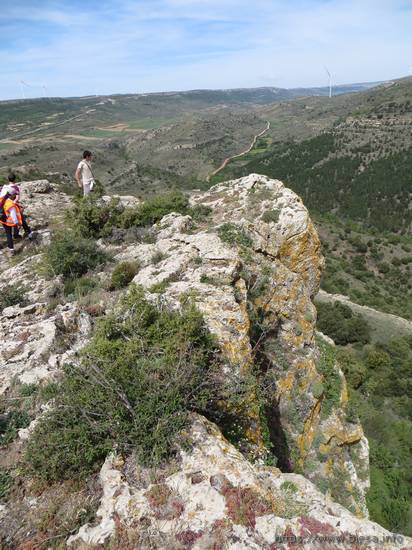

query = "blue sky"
[{"left": 1, "top": 0, "right": 411, "bottom": 99}]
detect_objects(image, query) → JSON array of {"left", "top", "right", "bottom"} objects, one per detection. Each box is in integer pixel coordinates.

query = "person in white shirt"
[{"left": 75, "top": 150, "right": 95, "bottom": 196}]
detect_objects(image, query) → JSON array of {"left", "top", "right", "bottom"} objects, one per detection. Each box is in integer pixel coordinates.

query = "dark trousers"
[
  {"left": 13, "top": 214, "right": 31, "bottom": 237},
  {"left": 3, "top": 216, "right": 31, "bottom": 249}
]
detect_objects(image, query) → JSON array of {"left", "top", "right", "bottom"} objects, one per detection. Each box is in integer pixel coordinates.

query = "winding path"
[{"left": 207, "top": 120, "right": 270, "bottom": 181}]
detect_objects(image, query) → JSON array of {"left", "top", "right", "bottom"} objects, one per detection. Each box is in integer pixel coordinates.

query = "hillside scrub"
[
  {"left": 67, "top": 191, "right": 210, "bottom": 239},
  {"left": 120, "top": 191, "right": 190, "bottom": 228},
  {"left": 0, "top": 284, "right": 28, "bottom": 312},
  {"left": 213, "top": 129, "right": 412, "bottom": 234},
  {"left": 110, "top": 261, "right": 140, "bottom": 289},
  {"left": 24, "top": 285, "right": 220, "bottom": 482},
  {"left": 316, "top": 301, "right": 371, "bottom": 345},
  {"left": 318, "top": 301, "right": 412, "bottom": 535},
  {"left": 45, "top": 231, "right": 108, "bottom": 280},
  {"left": 67, "top": 196, "right": 123, "bottom": 239}
]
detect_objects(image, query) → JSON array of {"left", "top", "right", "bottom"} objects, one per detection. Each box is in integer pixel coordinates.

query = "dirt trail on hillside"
[{"left": 207, "top": 121, "right": 270, "bottom": 181}]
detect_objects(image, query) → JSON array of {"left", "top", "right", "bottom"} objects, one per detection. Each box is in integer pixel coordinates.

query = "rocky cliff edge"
[{"left": 0, "top": 174, "right": 409, "bottom": 549}]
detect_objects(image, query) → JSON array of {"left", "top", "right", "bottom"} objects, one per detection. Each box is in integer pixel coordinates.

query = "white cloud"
[{"left": 0, "top": 0, "right": 411, "bottom": 99}]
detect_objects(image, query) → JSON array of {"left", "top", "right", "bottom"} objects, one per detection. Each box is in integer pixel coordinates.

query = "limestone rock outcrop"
[
  {"left": 116, "top": 174, "right": 369, "bottom": 516},
  {"left": 69, "top": 415, "right": 408, "bottom": 550},
  {"left": 1, "top": 174, "right": 409, "bottom": 548}
]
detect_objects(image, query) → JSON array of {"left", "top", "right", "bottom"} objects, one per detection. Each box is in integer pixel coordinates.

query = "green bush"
[
  {"left": 315, "top": 338, "right": 342, "bottom": 418},
  {"left": 316, "top": 301, "right": 370, "bottom": 345},
  {"left": 24, "top": 285, "right": 219, "bottom": 482},
  {"left": 0, "top": 469, "right": 12, "bottom": 500},
  {"left": 67, "top": 197, "right": 123, "bottom": 239},
  {"left": 0, "top": 285, "right": 28, "bottom": 312},
  {"left": 0, "top": 409, "right": 31, "bottom": 446},
  {"left": 338, "top": 336, "right": 412, "bottom": 535},
  {"left": 64, "top": 276, "right": 99, "bottom": 297},
  {"left": 45, "top": 232, "right": 108, "bottom": 280},
  {"left": 121, "top": 191, "right": 189, "bottom": 228},
  {"left": 261, "top": 209, "right": 280, "bottom": 224},
  {"left": 110, "top": 261, "right": 139, "bottom": 290},
  {"left": 377, "top": 262, "right": 390, "bottom": 274},
  {"left": 217, "top": 223, "right": 252, "bottom": 247}
]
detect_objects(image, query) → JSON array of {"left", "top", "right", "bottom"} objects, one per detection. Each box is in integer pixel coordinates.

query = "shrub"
[
  {"left": 217, "top": 223, "right": 252, "bottom": 248},
  {"left": 64, "top": 276, "right": 99, "bottom": 297},
  {"left": 67, "top": 197, "right": 123, "bottom": 239},
  {"left": 110, "top": 261, "right": 139, "bottom": 290},
  {"left": 377, "top": 262, "right": 390, "bottom": 274},
  {"left": 151, "top": 250, "right": 167, "bottom": 264},
  {"left": 280, "top": 481, "right": 298, "bottom": 493},
  {"left": 121, "top": 191, "right": 189, "bottom": 228},
  {"left": 0, "top": 285, "right": 28, "bottom": 312},
  {"left": 0, "top": 409, "right": 31, "bottom": 446},
  {"left": 315, "top": 338, "right": 342, "bottom": 418},
  {"left": 261, "top": 209, "right": 280, "bottom": 224},
  {"left": 311, "top": 382, "right": 324, "bottom": 398},
  {"left": 24, "top": 285, "right": 219, "bottom": 481},
  {"left": 316, "top": 301, "right": 370, "bottom": 345},
  {"left": 0, "top": 469, "right": 12, "bottom": 500},
  {"left": 189, "top": 204, "right": 212, "bottom": 221},
  {"left": 45, "top": 232, "right": 108, "bottom": 280}
]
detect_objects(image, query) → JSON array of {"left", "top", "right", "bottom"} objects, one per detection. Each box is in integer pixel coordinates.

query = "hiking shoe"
[{"left": 7, "top": 248, "right": 15, "bottom": 257}]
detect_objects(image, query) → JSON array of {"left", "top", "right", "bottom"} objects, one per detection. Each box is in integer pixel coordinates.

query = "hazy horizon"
[{"left": 0, "top": 78, "right": 388, "bottom": 103}]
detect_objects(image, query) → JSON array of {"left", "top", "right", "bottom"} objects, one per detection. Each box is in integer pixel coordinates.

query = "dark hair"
[
  {"left": 83, "top": 150, "right": 92, "bottom": 159},
  {"left": 7, "top": 173, "right": 16, "bottom": 183}
]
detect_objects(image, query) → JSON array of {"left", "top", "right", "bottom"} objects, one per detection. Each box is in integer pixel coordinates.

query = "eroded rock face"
[
  {"left": 1, "top": 174, "right": 390, "bottom": 547},
  {"left": 115, "top": 174, "right": 369, "bottom": 515},
  {"left": 0, "top": 180, "right": 90, "bottom": 392},
  {"left": 19, "top": 179, "right": 71, "bottom": 233},
  {"left": 68, "top": 415, "right": 409, "bottom": 549},
  {"left": 0, "top": 254, "right": 92, "bottom": 393}
]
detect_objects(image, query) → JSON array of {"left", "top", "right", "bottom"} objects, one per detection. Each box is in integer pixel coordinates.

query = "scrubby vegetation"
[
  {"left": 0, "top": 382, "right": 58, "bottom": 451},
  {"left": 67, "top": 196, "right": 123, "bottom": 239},
  {"left": 110, "top": 261, "right": 140, "bottom": 289},
  {"left": 217, "top": 222, "right": 252, "bottom": 248},
  {"left": 121, "top": 191, "right": 189, "bottom": 228},
  {"left": 319, "top": 222, "right": 412, "bottom": 320},
  {"left": 66, "top": 191, "right": 210, "bottom": 242},
  {"left": 0, "top": 284, "right": 28, "bottom": 312},
  {"left": 45, "top": 231, "right": 108, "bottom": 280},
  {"left": 24, "top": 286, "right": 220, "bottom": 482},
  {"left": 317, "top": 305, "right": 412, "bottom": 535},
  {"left": 316, "top": 301, "right": 370, "bottom": 345},
  {"left": 213, "top": 124, "right": 412, "bottom": 235}
]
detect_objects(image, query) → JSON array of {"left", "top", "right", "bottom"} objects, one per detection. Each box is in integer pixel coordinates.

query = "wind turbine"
[
  {"left": 21, "top": 80, "right": 34, "bottom": 99},
  {"left": 324, "top": 67, "right": 333, "bottom": 98},
  {"left": 20, "top": 80, "right": 26, "bottom": 99}
]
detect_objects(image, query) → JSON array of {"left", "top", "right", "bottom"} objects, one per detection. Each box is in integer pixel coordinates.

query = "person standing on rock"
[
  {"left": 75, "top": 150, "right": 95, "bottom": 197},
  {"left": 4, "top": 173, "right": 27, "bottom": 241},
  {"left": 0, "top": 185, "right": 33, "bottom": 255}
]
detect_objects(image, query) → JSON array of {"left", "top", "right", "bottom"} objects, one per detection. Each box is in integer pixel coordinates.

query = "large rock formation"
[
  {"left": 119, "top": 174, "right": 369, "bottom": 516},
  {"left": 1, "top": 175, "right": 410, "bottom": 548},
  {"left": 68, "top": 415, "right": 406, "bottom": 549}
]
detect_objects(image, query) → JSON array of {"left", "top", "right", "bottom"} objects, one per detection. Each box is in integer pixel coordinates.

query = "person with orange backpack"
[{"left": 1, "top": 184, "right": 33, "bottom": 255}]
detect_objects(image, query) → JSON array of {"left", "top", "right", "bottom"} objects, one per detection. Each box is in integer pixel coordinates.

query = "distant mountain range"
[{"left": 0, "top": 81, "right": 385, "bottom": 106}]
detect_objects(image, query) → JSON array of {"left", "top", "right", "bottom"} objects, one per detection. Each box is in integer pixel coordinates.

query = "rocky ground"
[{"left": 0, "top": 175, "right": 410, "bottom": 549}]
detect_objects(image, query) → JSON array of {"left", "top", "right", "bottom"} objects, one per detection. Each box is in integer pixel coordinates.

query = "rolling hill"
[{"left": 0, "top": 81, "right": 382, "bottom": 189}]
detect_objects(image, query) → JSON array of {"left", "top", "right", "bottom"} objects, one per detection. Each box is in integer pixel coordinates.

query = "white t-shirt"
[{"left": 77, "top": 159, "right": 94, "bottom": 185}]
